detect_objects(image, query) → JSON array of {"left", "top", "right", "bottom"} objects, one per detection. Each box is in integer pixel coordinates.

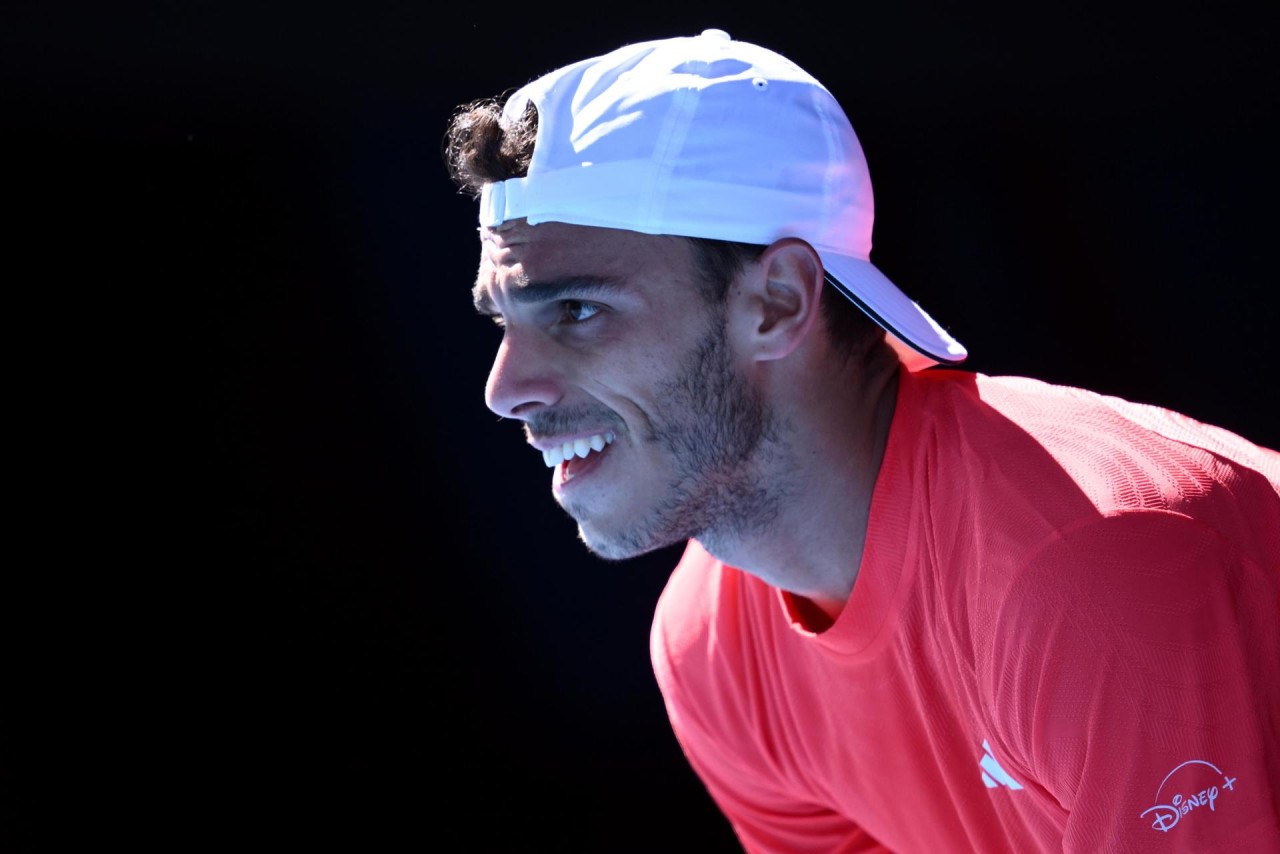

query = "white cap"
[{"left": 479, "top": 29, "right": 967, "bottom": 371}]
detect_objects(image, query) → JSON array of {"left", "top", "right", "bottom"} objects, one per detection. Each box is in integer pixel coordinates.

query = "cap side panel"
[
  {"left": 643, "top": 85, "right": 700, "bottom": 232},
  {"left": 811, "top": 88, "right": 845, "bottom": 249}
]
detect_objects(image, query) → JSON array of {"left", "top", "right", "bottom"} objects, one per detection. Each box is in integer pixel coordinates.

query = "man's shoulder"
[
  {"left": 649, "top": 541, "right": 782, "bottom": 706},
  {"left": 956, "top": 371, "right": 1277, "bottom": 475},
  {"left": 651, "top": 540, "right": 722, "bottom": 666},
  {"left": 904, "top": 373, "right": 1280, "bottom": 683},
  {"left": 913, "top": 370, "right": 1279, "bottom": 522}
]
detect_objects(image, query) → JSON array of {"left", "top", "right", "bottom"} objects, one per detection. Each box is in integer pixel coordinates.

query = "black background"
[{"left": 6, "top": 2, "right": 1278, "bottom": 850}]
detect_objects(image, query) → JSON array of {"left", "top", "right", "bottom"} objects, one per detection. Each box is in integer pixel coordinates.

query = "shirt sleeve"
[
  {"left": 986, "top": 510, "right": 1280, "bottom": 853},
  {"left": 657, "top": 671, "right": 893, "bottom": 854},
  {"left": 650, "top": 558, "right": 894, "bottom": 854}
]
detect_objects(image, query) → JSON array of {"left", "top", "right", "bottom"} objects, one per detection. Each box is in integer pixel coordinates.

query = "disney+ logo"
[{"left": 1139, "top": 759, "right": 1239, "bottom": 833}]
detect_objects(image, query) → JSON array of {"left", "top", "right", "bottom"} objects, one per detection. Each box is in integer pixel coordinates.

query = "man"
[{"left": 445, "top": 30, "right": 1279, "bottom": 852}]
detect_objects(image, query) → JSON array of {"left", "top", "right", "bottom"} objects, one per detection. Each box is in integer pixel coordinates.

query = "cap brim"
[{"left": 820, "top": 253, "right": 967, "bottom": 372}]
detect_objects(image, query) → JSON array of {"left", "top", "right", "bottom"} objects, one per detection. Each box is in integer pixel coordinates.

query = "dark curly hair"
[{"left": 445, "top": 97, "right": 893, "bottom": 367}]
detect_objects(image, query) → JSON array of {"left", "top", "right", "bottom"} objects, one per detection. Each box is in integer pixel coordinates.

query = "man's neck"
[{"left": 698, "top": 361, "right": 901, "bottom": 624}]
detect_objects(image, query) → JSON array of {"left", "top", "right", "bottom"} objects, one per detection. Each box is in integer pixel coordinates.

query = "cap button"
[{"left": 700, "top": 29, "right": 731, "bottom": 41}]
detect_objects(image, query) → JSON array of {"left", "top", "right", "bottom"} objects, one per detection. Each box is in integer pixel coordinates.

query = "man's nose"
[{"left": 484, "top": 330, "right": 564, "bottom": 419}]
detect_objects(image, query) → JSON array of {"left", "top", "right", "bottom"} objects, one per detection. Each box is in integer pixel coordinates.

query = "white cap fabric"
[{"left": 479, "top": 29, "right": 967, "bottom": 371}]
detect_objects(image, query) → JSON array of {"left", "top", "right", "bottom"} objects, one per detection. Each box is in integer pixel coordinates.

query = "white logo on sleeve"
[
  {"left": 1140, "top": 759, "right": 1239, "bottom": 833},
  {"left": 980, "top": 739, "right": 1024, "bottom": 790}
]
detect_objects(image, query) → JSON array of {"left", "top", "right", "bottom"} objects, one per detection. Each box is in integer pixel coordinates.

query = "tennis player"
[{"left": 446, "top": 30, "right": 1280, "bottom": 852}]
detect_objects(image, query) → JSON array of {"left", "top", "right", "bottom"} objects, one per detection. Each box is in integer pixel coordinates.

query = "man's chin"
[
  {"left": 573, "top": 518, "right": 680, "bottom": 562},
  {"left": 574, "top": 523, "right": 644, "bottom": 562}
]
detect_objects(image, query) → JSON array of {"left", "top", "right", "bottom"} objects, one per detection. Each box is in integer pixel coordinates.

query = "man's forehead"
[
  {"left": 472, "top": 220, "right": 701, "bottom": 311},
  {"left": 479, "top": 219, "right": 613, "bottom": 266},
  {"left": 480, "top": 218, "right": 536, "bottom": 251},
  {"left": 478, "top": 220, "right": 536, "bottom": 276},
  {"left": 475, "top": 221, "right": 543, "bottom": 301},
  {"left": 473, "top": 220, "right": 613, "bottom": 310},
  {"left": 478, "top": 220, "right": 673, "bottom": 281}
]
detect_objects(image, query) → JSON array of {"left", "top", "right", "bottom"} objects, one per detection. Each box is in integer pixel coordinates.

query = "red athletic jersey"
[{"left": 651, "top": 369, "right": 1280, "bottom": 853}]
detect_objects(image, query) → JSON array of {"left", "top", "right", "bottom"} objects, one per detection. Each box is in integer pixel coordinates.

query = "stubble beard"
[{"left": 571, "top": 313, "right": 790, "bottom": 561}]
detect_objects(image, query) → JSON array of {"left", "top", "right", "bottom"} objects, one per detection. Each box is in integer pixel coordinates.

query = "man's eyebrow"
[{"left": 472, "top": 275, "right": 628, "bottom": 316}]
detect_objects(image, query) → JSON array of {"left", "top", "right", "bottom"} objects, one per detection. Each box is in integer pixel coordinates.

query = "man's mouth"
[{"left": 542, "top": 431, "right": 616, "bottom": 484}]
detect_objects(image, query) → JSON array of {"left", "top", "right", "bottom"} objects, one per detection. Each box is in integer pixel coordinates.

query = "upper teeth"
[{"left": 542, "top": 431, "right": 615, "bottom": 467}]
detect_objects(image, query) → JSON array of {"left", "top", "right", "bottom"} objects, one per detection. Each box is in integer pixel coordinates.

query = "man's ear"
[{"left": 728, "top": 238, "right": 825, "bottom": 362}]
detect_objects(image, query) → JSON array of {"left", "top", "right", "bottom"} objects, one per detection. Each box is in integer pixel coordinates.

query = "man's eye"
[{"left": 562, "top": 300, "right": 601, "bottom": 322}]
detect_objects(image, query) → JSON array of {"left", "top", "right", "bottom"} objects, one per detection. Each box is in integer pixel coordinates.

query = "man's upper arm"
[
  {"left": 650, "top": 553, "right": 891, "bottom": 854},
  {"left": 987, "top": 510, "right": 1280, "bottom": 852},
  {"left": 655, "top": 652, "right": 890, "bottom": 854}
]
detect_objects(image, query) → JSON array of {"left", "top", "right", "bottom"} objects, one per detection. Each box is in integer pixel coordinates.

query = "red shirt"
[{"left": 651, "top": 369, "right": 1280, "bottom": 852}]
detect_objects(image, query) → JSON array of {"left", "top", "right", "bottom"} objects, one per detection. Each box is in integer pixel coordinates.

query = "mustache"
[{"left": 523, "top": 405, "right": 622, "bottom": 442}]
